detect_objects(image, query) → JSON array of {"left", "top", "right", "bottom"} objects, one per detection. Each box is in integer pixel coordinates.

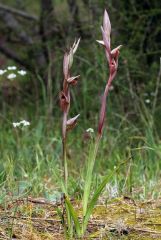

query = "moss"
[{"left": 1, "top": 197, "right": 161, "bottom": 239}]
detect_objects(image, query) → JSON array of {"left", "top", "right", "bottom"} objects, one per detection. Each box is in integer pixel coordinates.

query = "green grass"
[
  {"left": 0, "top": 60, "right": 161, "bottom": 204},
  {"left": 0, "top": 36, "right": 161, "bottom": 238},
  {"left": 0, "top": 71, "right": 161, "bottom": 238},
  {"left": 0, "top": 95, "right": 161, "bottom": 202}
]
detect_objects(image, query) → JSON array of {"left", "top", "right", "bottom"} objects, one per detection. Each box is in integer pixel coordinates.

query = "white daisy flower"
[
  {"left": 13, "top": 122, "right": 21, "bottom": 128},
  {"left": 8, "top": 66, "right": 17, "bottom": 70},
  {"left": 0, "top": 69, "right": 7, "bottom": 75},
  {"left": 86, "top": 128, "right": 94, "bottom": 133},
  {"left": 7, "top": 73, "right": 16, "bottom": 79},
  {"left": 12, "top": 120, "right": 30, "bottom": 128},
  {"left": 20, "top": 120, "right": 30, "bottom": 126},
  {"left": 145, "top": 99, "right": 150, "bottom": 104},
  {"left": 18, "top": 70, "right": 27, "bottom": 76}
]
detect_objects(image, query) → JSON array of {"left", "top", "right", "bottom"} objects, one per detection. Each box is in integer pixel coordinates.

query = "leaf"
[
  {"left": 82, "top": 139, "right": 99, "bottom": 219},
  {"left": 83, "top": 171, "right": 114, "bottom": 232},
  {"left": 64, "top": 196, "right": 81, "bottom": 237},
  {"left": 83, "top": 162, "right": 126, "bottom": 232},
  {"left": 56, "top": 207, "right": 64, "bottom": 224},
  {"left": 56, "top": 207, "right": 69, "bottom": 238}
]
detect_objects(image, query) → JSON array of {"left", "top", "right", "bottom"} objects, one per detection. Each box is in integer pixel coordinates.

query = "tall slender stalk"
[
  {"left": 62, "top": 103, "right": 68, "bottom": 188},
  {"left": 60, "top": 39, "right": 80, "bottom": 190},
  {"left": 83, "top": 9, "right": 122, "bottom": 221}
]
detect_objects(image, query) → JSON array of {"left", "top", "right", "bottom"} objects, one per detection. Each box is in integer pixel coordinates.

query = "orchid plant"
[
  {"left": 97, "top": 10, "right": 122, "bottom": 137},
  {"left": 59, "top": 10, "right": 122, "bottom": 238},
  {"left": 60, "top": 39, "right": 80, "bottom": 189},
  {"left": 82, "top": 9, "right": 122, "bottom": 223}
]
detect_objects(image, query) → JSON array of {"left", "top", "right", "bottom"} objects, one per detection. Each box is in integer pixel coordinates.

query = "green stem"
[
  {"left": 82, "top": 134, "right": 101, "bottom": 219},
  {"left": 62, "top": 112, "right": 68, "bottom": 190},
  {"left": 63, "top": 137, "right": 68, "bottom": 189}
]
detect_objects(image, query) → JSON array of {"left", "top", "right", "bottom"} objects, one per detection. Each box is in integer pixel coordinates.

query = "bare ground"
[{"left": 1, "top": 196, "right": 161, "bottom": 239}]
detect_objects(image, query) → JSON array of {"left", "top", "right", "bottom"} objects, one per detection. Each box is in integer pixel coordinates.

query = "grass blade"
[
  {"left": 83, "top": 137, "right": 100, "bottom": 217},
  {"left": 83, "top": 162, "right": 125, "bottom": 232},
  {"left": 64, "top": 196, "right": 81, "bottom": 237},
  {"left": 83, "top": 172, "right": 112, "bottom": 232}
]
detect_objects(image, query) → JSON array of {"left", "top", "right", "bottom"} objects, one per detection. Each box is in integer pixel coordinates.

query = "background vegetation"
[{"left": 0, "top": 0, "right": 161, "bottom": 202}]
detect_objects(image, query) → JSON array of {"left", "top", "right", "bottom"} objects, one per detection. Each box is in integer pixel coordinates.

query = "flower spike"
[
  {"left": 97, "top": 10, "right": 122, "bottom": 136},
  {"left": 60, "top": 39, "right": 80, "bottom": 187}
]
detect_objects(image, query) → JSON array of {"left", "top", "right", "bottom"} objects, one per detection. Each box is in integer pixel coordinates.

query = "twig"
[
  {"left": 3, "top": 215, "right": 60, "bottom": 223},
  {"left": 27, "top": 197, "right": 63, "bottom": 206},
  {"left": 0, "top": 3, "right": 38, "bottom": 21},
  {"left": 144, "top": 223, "right": 161, "bottom": 226},
  {"left": 4, "top": 196, "right": 68, "bottom": 208},
  {"left": 132, "top": 227, "right": 161, "bottom": 235}
]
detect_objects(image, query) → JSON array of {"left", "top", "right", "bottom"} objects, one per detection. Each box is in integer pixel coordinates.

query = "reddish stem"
[{"left": 97, "top": 74, "right": 113, "bottom": 136}]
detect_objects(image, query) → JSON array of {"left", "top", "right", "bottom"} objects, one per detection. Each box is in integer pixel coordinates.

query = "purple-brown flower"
[{"left": 60, "top": 39, "right": 80, "bottom": 186}]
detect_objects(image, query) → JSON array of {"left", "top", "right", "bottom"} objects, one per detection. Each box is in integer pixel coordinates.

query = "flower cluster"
[
  {"left": 0, "top": 70, "right": 7, "bottom": 75},
  {"left": 0, "top": 66, "right": 27, "bottom": 80},
  {"left": 86, "top": 128, "right": 94, "bottom": 133},
  {"left": 97, "top": 10, "right": 122, "bottom": 136},
  {"left": 18, "top": 70, "right": 27, "bottom": 76},
  {"left": 8, "top": 66, "right": 17, "bottom": 70},
  {"left": 13, "top": 120, "right": 30, "bottom": 128},
  {"left": 7, "top": 73, "right": 16, "bottom": 80},
  {"left": 97, "top": 11, "right": 122, "bottom": 80}
]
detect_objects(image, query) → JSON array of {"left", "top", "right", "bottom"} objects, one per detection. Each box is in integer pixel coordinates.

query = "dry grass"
[{"left": 1, "top": 196, "right": 161, "bottom": 239}]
